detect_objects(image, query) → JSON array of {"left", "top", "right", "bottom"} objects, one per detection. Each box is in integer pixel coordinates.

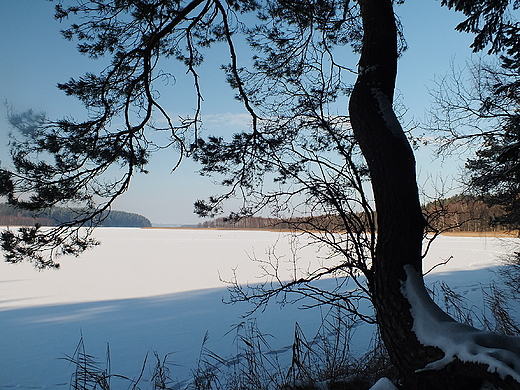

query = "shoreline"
[
  {"left": 143, "top": 226, "right": 519, "bottom": 237},
  {"left": 433, "top": 230, "right": 519, "bottom": 238},
  {"left": 3, "top": 225, "right": 517, "bottom": 237}
]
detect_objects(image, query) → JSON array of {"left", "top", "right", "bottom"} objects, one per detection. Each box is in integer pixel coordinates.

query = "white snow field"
[{"left": 0, "top": 228, "right": 518, "bottom": 389}]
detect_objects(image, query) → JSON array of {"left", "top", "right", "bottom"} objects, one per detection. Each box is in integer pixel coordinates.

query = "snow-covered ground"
[{"left": 0, "top": 228, "right": 518, "bottom": 389}]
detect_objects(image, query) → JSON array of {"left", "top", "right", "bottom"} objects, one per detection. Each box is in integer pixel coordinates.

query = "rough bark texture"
[
  {"left": 348, "top": 1, "right": 441, "bottom": 387},
  {"left": 348, "top": 1, "right": 520, "bottom": 389}
]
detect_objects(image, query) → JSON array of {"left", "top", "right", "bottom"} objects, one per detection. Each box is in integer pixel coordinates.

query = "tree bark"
[
  {"left": 348, "top": 0, "right": 440, "bottom": 386},
  {"left": 348, "top": 1, "right": 514, "bottom": 388}
]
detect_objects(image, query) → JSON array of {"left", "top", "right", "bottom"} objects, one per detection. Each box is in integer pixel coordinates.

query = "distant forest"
[
  {"left": 0, "top": 203, "right": 151, "bottom": 228},
  {"left": 1, "top": 196, "right": 510, "bottom": 232},
  {"left": 422, "top": 195, "right": 509, "bottom": 233},
  {"left": 198, "top": 195, "right": 513, "bottom": 233}
]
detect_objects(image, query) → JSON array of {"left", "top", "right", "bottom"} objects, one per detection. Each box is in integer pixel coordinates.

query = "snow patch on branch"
[
  {"left": 371, "top": 88, "right": 409, "bottom": 145},
  {"left": 368, "top": 377, "right": 399, "bottom": 390},
  {"left": 401, "top": 264, "right": 520, "bottom": 382}
]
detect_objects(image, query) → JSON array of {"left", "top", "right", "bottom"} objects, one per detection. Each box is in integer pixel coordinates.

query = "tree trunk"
[
  {"left": 348, "top": 1, "right": 517, "bottom": 388},
  {"left": 348, "top": 1, "right": 440, "bottom": 386}
]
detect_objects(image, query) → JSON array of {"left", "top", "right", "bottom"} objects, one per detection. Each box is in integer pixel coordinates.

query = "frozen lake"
[{"left": 0, "top": 228, "right": 517, "bottom": 389}]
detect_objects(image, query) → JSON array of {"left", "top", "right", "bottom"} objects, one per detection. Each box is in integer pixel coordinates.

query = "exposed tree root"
[{"left": 403, "top": 265, "right": 520, "bottom": 389}]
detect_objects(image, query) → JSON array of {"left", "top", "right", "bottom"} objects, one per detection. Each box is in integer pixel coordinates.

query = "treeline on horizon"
[
  {"left": 1, "top": 195, "right": 510, "bottom": 232},
  {"left": 198, "top": 195, "right": 513, "bottom": 233},
  {"left": 0, "top": 203, "right": 151, "bottom": 228}
]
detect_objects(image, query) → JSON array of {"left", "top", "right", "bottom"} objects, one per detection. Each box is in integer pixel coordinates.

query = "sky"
[{"left": 0, "top": 1, "right": 477, "bottom": 225}]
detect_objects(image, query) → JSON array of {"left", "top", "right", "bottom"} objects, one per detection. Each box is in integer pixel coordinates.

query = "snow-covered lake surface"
[{"left": 0, "top": 228, "right": 518, "bottom": 389}]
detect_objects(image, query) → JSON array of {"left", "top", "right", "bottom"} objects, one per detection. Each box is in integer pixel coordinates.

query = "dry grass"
[{"left": 437, "top": 230, "right": 519, "bottom": 238}]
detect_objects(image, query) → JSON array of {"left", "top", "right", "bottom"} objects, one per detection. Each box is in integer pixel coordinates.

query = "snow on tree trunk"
[
  {"left": 402, "top": 264, "right": 520, "bottom": 382},
  {"left": 349, "top": 0, "right": 520, "bottom": 389}
]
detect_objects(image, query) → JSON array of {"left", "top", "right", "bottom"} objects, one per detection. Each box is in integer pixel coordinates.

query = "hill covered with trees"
[
  {"left": 422, "top": 195, "right": 510, "bottom": 234},
  {"left": 200, "top": 195, "right": 513, "bottom": 234},
  {"left": 0, "top": 204, "right": 151, "bottom": 228}
]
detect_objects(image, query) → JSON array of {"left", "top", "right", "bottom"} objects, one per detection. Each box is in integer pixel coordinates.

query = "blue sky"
[{"left": 0, "top": 1, "right": 477, "bottom": 225}]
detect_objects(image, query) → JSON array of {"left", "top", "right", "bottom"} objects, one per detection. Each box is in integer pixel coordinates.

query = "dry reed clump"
[{"left": 61, "top": 309, "right": 396, "bottom": 390}]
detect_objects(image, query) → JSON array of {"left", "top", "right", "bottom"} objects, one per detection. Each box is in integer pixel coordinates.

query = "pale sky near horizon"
[{"left": 0, "top": 1, "right": 477, "bottom": 225}]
